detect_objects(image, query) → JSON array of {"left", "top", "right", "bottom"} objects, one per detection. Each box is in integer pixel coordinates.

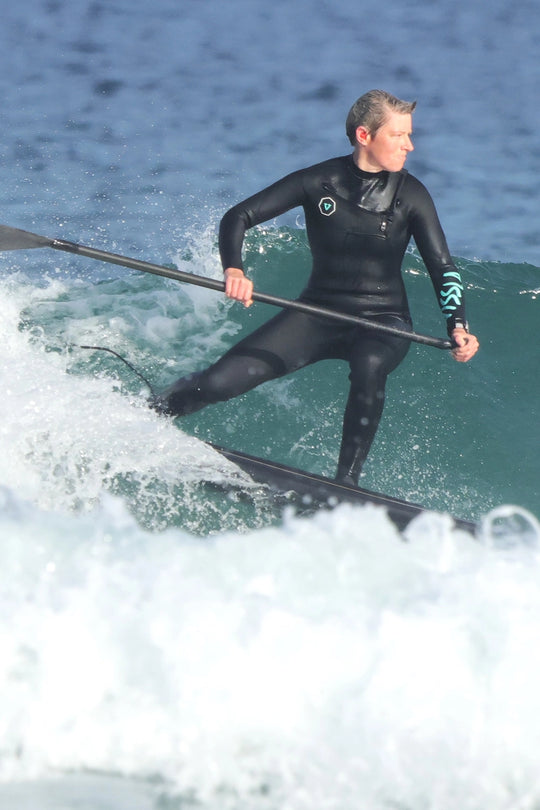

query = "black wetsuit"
[{"left": 155, "top": 155, "right": 467, "bottom": 483}]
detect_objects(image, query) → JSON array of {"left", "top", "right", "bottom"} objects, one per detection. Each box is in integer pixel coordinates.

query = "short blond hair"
[{"left": 346, "top": 90, "right": 417, "bottom": 145}]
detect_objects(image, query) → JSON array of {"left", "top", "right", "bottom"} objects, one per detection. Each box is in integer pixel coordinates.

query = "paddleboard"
[{"left": 211, "top": 444, "right": 477, "bottom": 534}]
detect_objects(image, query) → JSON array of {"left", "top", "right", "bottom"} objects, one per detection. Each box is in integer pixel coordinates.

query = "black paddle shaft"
[{"left": 0, "top": 223, "right": 453, "bottom": 349}]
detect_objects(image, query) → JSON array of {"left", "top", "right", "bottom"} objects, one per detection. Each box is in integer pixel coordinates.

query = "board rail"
[{"left": 211, "top": 444, "right": 477, "bottom": 534}]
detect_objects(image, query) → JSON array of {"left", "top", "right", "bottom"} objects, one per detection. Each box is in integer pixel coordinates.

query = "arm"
[
  {"left": 219, "top": 170, "right": 306, "bottom": 307},
  {"left": 407, "top": 177, "right": 479, "bottom": 362}
]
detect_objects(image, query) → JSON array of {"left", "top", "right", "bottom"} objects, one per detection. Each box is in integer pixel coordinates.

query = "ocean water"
[{"left": 2, "top": 1, "right": 540, "bottom": 808}]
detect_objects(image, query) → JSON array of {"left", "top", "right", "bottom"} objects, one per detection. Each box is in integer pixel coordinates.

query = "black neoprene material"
[
  {"left": 219, "top": 154, "right": 467, "bottom": 332},
  {"left": 154, "top": 310, "right": 412, "bottom": 484},
  {"left": 155, "top": 155, "right": 468, "bottom": 483}
]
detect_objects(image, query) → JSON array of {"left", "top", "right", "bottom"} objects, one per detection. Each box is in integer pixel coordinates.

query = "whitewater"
[{"left": 2, "top": 0, "right": 540, "bottom": 808}]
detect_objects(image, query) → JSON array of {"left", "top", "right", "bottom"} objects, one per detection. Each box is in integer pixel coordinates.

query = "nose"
[{"left": 405, "top": 135, "right": 414, "bottom": 152}]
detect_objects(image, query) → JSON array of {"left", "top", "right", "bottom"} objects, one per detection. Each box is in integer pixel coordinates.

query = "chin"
[{"left": 383, "top": 159, "right": 406, "bottom": 172}]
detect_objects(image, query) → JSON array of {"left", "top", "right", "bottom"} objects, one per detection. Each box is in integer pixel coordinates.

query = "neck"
[{"left": 352, "top": 147, "right": 383, "bottom": 173}]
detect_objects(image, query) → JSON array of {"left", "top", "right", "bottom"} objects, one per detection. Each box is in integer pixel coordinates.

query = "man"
[{"left": 152, "top": 90, "right": 479, "bottom": 485}]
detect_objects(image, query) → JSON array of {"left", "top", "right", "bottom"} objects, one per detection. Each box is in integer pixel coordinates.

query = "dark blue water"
[{"left": 2, "top": 2, "right": 540, "bottom": 808}]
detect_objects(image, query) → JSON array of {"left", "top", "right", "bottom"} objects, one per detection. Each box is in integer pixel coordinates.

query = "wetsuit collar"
[
  {"left": 347, "top": 154, "right": 387, "bottom": 180},
  {"left": 343, "top": 155, "right": 406, "bottom": 214}
]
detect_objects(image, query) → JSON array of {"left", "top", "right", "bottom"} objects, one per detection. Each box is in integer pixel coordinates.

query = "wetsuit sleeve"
[
  {"left": 406, "top": 176, "right": 468, "bottom": 335},
  {"left": 219, "top": 170, "right": 306, "bottom": 271}
]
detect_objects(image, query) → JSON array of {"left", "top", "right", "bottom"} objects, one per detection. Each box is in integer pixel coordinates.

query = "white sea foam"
[{"left": 1, "top": 489, "right": 540, "bottom": 809}]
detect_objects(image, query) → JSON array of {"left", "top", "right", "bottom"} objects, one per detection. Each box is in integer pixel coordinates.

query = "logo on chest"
[{"left": 318, "top": 196, "right": 336, "bottom": 216}]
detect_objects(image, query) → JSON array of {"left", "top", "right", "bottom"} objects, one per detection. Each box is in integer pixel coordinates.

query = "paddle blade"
[{"left": 0, "top": 225, "right": 53, "bottom": 251}]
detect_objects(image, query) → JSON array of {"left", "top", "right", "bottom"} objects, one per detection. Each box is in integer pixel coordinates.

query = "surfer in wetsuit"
[{"left": 152, "top": 90, "right": 479, "bottom": 485}]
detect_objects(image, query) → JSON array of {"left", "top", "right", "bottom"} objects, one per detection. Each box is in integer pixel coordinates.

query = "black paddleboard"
[{"left": 211, "top": 445, "right": 477, "bottom": 534}]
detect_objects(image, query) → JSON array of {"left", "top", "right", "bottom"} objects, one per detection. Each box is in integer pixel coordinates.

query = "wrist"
[{"left": 448, "top": 319, "right": 469, "bottom": 336}]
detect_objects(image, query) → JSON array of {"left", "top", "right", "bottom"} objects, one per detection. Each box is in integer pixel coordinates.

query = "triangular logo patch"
[{"left": 318, "top": 196, "right": 336, "bottom": 216}]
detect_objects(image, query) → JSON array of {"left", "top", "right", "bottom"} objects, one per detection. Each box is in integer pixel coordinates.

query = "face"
[{"left": 355, "top": 111, "right": 414, "bottom": 173}]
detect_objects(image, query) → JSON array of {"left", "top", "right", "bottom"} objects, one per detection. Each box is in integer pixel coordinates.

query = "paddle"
[{"left": 0, "top": 223, "right": 453, "bottom": 349}]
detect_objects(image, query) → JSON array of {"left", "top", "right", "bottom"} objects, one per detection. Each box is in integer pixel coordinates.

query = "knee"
[
  {"left": 349, "top": 354, "right": 389, "bottom": 395},
  {"left": 198, "top": 367, "right": 237, "bottom": 403}
]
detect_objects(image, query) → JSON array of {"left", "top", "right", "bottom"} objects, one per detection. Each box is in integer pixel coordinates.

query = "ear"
[{"left": 355, "top": 125, "right": 370, "bottom": 146}]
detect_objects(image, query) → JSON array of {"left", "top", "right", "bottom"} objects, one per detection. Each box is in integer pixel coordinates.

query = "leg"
[
  {"left": 335, "top": 321, "right": 411, "bottom": 485},
  {"left": 151, "top": 309, "right": 328, "bottom": 417},
  {"left": 151, "top": 349, "right": 287, "bottom": 416}
]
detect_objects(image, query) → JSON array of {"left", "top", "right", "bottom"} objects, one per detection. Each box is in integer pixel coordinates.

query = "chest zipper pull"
[{"left": 379, "top": 218, "right": 388, "bottom": 235}]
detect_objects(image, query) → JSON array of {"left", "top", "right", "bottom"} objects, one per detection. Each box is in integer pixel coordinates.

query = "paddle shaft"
[
  {"left": 54, "top": 238, "right": 453, "bottom": 349},
  {"left": 0, "top": 224, "right": 453, "bottom": 349}
]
